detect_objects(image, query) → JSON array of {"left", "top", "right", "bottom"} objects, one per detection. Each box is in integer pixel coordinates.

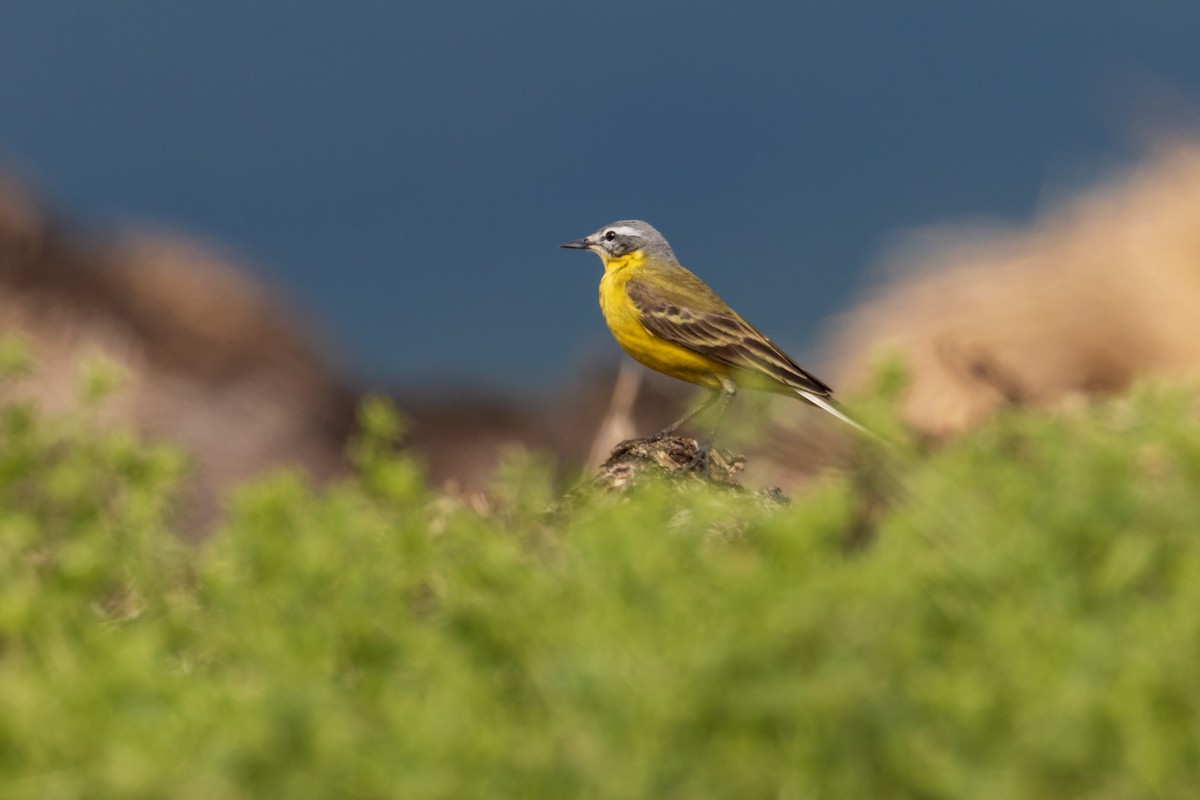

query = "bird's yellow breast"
[{"left": 597, "top": 253, "right": 728, "bottom": 390}]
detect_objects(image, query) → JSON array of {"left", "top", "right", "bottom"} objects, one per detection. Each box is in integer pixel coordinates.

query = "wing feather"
[{"left": 626, "top": 275, "right": 833, "bottom": 396}]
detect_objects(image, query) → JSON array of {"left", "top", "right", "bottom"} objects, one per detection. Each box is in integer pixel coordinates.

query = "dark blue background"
[{"left": 2, "top": 2, "right": 1198, "bottom": 388}]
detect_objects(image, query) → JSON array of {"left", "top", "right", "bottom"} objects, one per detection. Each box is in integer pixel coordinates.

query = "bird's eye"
[{"left": 604, "top": 230, "right": 617, "bottom": 241}]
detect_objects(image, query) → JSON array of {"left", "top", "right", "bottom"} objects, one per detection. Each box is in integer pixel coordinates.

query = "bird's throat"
[{"left": 601, "top": 250, "right": 646, "bottom": 277}]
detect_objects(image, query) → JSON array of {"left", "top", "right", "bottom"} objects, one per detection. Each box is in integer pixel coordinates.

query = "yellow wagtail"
[{"left": 561, "top": 219, "right": 867, "bottom": 443}]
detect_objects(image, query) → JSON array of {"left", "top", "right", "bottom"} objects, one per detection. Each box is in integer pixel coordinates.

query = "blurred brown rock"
[{"left": 0, "top": 170, "right": 357, "bottom": 531}]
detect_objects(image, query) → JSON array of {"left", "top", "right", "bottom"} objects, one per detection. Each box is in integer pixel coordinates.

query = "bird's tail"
[{"left": 796, "top": 389, "right": 876, "bottom": 438}]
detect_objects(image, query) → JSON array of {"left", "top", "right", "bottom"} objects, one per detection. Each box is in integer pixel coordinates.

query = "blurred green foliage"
[{"left": 1, "top": 344, "right": 1199, "bottom": 798}]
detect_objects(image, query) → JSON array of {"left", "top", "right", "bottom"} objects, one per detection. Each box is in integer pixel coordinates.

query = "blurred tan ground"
[{"left": 825, "top": 137, "right": 1200, "bottom": 436}]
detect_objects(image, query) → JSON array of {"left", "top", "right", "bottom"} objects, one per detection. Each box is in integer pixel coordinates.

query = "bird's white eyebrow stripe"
[{"left": 609, "top": 225, "right": 643, "bottom": 237}]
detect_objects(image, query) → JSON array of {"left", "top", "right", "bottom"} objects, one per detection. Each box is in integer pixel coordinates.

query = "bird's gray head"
[{"left": 560, "top": 219, "right": 677, "bottom": 264}]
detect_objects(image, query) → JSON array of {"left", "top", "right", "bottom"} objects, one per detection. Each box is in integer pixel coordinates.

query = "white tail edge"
[{"left": 797, "top": 389, "right": 878, "bottom": 439}]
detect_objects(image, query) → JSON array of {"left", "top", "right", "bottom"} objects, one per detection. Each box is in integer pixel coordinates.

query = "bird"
[{"left": 560, "top": 219, "right": 868, "bottom": 446}]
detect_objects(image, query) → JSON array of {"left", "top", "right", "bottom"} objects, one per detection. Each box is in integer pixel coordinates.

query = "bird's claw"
[{"left": 681, "top": 444, "right": 710, "bottom": 471}]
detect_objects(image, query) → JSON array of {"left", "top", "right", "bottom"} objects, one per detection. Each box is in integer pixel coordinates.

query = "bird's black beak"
[{"left": 559, "top": 238, "right": 590, "bottom": 250}]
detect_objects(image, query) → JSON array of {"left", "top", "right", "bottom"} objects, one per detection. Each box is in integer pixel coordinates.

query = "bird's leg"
[
  {"left": 653, "top": 379, "right": 737, "bottom": 471},
  {"left": 652, "top": 388, "right": 722, "bottom": 440},
  {"left": 684, "top": 378, "right": 737, "bottom": 469},
  {"left": 699, "top": 378, "right": 738, "bottom": 452}
]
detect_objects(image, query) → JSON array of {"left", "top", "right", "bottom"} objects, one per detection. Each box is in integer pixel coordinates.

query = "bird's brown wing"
[{"left": 626, "top": 273, "right": 833, "bottom": 396}]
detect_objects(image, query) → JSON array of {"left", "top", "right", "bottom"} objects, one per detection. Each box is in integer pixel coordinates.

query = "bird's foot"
[{"left": 680, "top": 443, "right": 710, "bottom": 471}]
